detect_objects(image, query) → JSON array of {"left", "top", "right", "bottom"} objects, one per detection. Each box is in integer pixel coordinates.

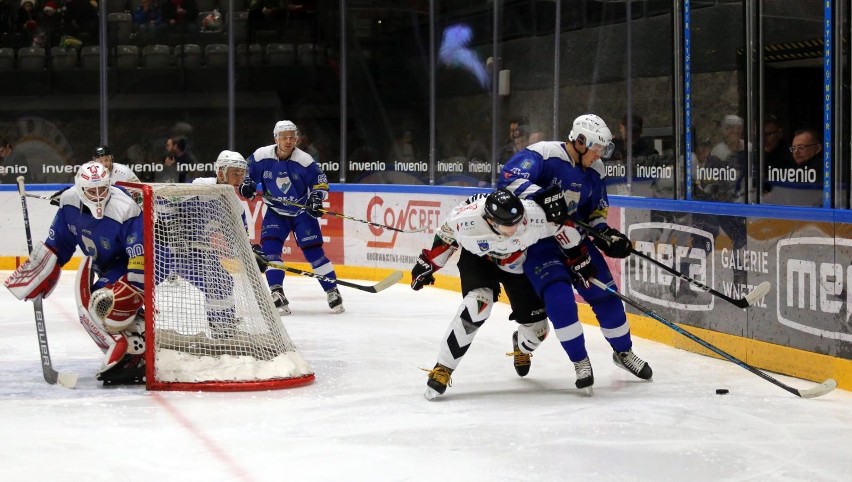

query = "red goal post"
[{"left": 121, "top": 182, "right": 315, "bottom": 391}]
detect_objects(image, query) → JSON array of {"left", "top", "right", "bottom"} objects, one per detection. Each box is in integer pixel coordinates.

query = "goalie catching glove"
[
  {"left": 4, "top": 242, "right": 61, "bottom": 301},
  {"left": 591, "top": 226, "right": 632, "bottom": 258},
  {"left": 532, "top": 184, "right": 569, "bottom": 224},
  {"left": 564, "top": 245, "right": 596, "bottom": 289},
  {"left": 305, "top": 191, "right": 325, "bottom": 218},
  {"left": 410, "top": 249, "right": 438, "bottom": 291},
  {"left": 89, "top": 276, "right": 144, "bottom": 333}
]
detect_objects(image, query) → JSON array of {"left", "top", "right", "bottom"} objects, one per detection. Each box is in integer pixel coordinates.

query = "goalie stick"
[
  {"left": 280, "top": 199, "right": 428, "bottom": 233},
  {"left": 575, "top": 219, "right": 770, "bottom": 308},
  {"left": 15, "top": 176, "right": 78, "bottom": 389},
  {"left": 589, "top": 278, "right": 837, "bottom": 399},
  {"left": 263, "top": 259, "right": 402, "bottom": 293}
]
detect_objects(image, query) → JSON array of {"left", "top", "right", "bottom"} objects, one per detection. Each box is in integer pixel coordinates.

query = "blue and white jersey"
[
  {"left": 498, "top": 141, "right": 612, "bottom": 232},
  {"left": 48, "top": 187, "right": 144, "bottom": 290},
  {"left": 246, "top": 145, "right": 328, "bottom": 217}
]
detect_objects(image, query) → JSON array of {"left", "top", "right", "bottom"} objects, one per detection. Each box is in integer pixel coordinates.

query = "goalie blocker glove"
[
  {"left": 305, "top": 191, "right": 324, "bottom": 218},
  {"left": 592, "top": 226, "right": 632, "bottom": 258},
  {"left": 410, "top": 249, "right": 438, "bottom": 290},
  {"left": 4, "top": 242, "right": 61, "bottom": 301},
  {"left": 564, "top": 245, "right": 596, "bottom": 289},
  {"left": 532, "top": 184, "right": 569, "bottom": 224}
]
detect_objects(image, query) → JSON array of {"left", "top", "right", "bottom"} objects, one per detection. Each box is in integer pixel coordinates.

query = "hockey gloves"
[
  {"left": 410, "top": 250, "right": 437, "bottom": 291},
  {"left": 564, "top": 245, "right": 596, "bottom": 289},
  {"left": 532, "top": 184, "right": 569, "bottom": 224},
  {"left": 251, "top": 244, "right": 269, "bottom": 273},
  {"left": 48, "top": 186, "right": 71, "bottom": 206},
  {"left": 305, "top": 191, "right": 325, "bottom": 218},
  {"left": 239, "top": 178, "right": 257, "bottom": 200},
  {"left": 592, "top": 226, "right": 632, "bottom": 258}
]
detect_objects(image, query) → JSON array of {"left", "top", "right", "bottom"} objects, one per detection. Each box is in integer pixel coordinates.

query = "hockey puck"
[{"left": 715, "top": 388, "right": 729, "bottom": 395}]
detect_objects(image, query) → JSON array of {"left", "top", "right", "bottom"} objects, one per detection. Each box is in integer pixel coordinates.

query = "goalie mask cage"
[{"left": 122, "top": 182, "right": 315, "bottom": 391}]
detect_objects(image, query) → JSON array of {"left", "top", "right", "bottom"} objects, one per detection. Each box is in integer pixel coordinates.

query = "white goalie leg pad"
[
  {"left": 75, "top": 258, "right": 113, "bottom": 353},
  {"left": 436, "top": 288, "right": 493, "bottom": 370},
  {"left": 516, "top": 320, "right": 549, "bottom": 354},
  {"left": 4, "top": 242, "right": 61, "bottom": 301}
]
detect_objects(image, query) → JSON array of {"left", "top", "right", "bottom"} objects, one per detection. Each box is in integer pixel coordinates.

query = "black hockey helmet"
[
  {"left": 92, "top": 145, "right": 111, "bottom": 159},
  {"left": 483, "top": 188, "right": 525, "bottom": 226}
]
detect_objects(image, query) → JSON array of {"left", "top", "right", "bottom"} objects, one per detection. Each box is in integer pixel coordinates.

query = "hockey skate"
[
  {"left": 573, "top": 356, "right": 594, "bottom": 391},
  {"left": 423, "top": 363, "right": 453, "bottom": 401},
  {"left": 326, "top": 288, "right": 344, "bottom": 313},
  {"left": 271, "top": 286, "right": 292, "bottom": 315},
  {"left": 612, "top": 349, "right": 653, "bottom": 380},
  {"left": 98, "top": 353, "right": 146, "bottom": 387},
  {"left": 506, "top": 331, "right": 532, "bottom": 377}
]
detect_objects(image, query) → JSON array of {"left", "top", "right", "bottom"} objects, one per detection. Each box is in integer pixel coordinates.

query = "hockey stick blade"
[
  {"left": 590, "top": 278, "right": 836, "bottom": 399},
  {"left": 743, "top": 281, "right": 771, "bottom": 306},
  {"left": 265, "top": 260, "right": 402, "bottom": 293}
]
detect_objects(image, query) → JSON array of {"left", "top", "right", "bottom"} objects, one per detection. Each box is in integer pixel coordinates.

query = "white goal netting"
[{"left": 122, "top": 182, "right": 314, "bottom": 391}]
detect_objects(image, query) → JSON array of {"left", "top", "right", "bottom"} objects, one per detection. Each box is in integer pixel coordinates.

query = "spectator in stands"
[
  {"left": 615, "top": 113, "right": 658, "bottom": 161},
  {"left": 133, "top": 0, "right": 164, "bottom": 32},
  {"left": 154, "top": 138, "right": 179, "bottom": 183},
  {"left": 63, "top": 0, "right": 99, "bottom": 43},
  {"left": 248, "top": 0, "right": 286, "bottom": 39},
  {"left": 167, "top": 136, "right": 200, "bottom": 183},
  {"left": 16, "top": 0, "right": 39, "bottom": 44},
  {"left": 500, "top": 120, "right": 530, "bottom": 165},
  {"left": 694, "top": 114, "right": 745, "bottom": 203},
  {"left": 161, "top": 0, "right": 199, "bottom": 34}
]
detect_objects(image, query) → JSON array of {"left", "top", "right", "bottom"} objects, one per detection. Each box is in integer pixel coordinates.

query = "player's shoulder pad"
[
  {"left": 103, "top": 186, "right": 142, "bottom": 221},
  {"left": 249, "top": 145, "right": 277, "bottom": 163},
  {"left": 112, "top": 163, "right": 137, "bottom": 181},
  {"left": 289, "top": 147, "right": 315, "bottom": 168},
  {"left": 528, "top": 141, "right": 574, "bottom": 165},
  {"left": 589, "top": 158, "right": 606, "bottom": 179},
  {"left": 58, "top": 185, "right": 78, "bottom": 207}
]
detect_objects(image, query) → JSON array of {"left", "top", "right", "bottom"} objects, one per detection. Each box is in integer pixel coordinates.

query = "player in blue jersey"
[
  {"left": 497, "top": 114, "right": 652, "bottom": 391},
  {"left": 246, "top": 120, "right": 343, "bottom": 315},
  {"left": 153, "top": 150, "right": 263, "bottom": 338},
  {"left": 5, "top": 161, "right": 147, "bottom": 386}
]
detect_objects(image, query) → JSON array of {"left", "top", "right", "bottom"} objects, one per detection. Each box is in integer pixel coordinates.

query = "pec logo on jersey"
[
  {"left": 477, "top": 240, "right": 490, "bottom": 252},
  {"left": 276, "top": 175, "right": 292, "bottom": 194},
  {"left": 48, "top": 228, "right": 56, "bottom": 240},
  {"left": 776, "top": 237, "right": 852, "bottom": 342},
  {"left": 627, "top": 222, "right": 714, "bottom": 311}
]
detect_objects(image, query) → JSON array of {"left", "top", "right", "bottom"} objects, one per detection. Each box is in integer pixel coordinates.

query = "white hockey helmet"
[
  {"left": 75, "top": 161, "right": 111, "bottom": 219},
  {"left": 569, "top": 114, "right": 615, "bottom": 157},
  {"left": 215, "top": 150, "right": 247, "bottom": 175},
  {"left": 273, "top": 120, "right": 299, "bottom": 138}
]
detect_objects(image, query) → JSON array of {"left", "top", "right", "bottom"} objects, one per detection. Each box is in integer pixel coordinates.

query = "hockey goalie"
[{"left": 4, "top": 161, "right": 148, "bottom": 386}]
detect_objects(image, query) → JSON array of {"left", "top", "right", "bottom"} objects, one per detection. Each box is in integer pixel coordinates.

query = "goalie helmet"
[
  {"left": 483, "top": 189, "right": 525, "bottom": 226},
  {"left": 569, "top": 114, "right": 615, "bottom": 158},
  {"left": 273, "top": 120, "right": 299, "bottom": 138},
  {"left": 75, "top": 161, "right": 111, "bottom": 219},
  {"left": 214, "top": 150, "right": 247, "bottom": 174}
]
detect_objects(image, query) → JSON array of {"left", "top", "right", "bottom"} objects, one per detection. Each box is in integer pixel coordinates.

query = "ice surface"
[{"left": 1, "top": 272, "right": 850, "bottom": 482}]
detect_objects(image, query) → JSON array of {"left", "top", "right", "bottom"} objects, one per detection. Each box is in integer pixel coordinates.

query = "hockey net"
[{"left": 121, "top": 182, "right": 314, "bottom": 391}]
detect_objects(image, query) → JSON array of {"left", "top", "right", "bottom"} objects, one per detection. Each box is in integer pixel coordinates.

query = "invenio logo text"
[
  {"left": 627, "top": 222, "right": 715, "bottom": 311},
  {"left": 777, "top": 237, "right": 852, "bottom": 342}
]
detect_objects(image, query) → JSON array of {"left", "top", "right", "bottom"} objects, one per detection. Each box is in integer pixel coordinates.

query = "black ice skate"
[
  {"left": 423, "top": 363, "right": 453, "bottom": 401},
  {"left": 98, "top": 353, "right": 146, "bottom": 387},
  {"left": 573, "top": 356, "right": 594, "bottom": 390},
  {"left": 612, "top": 349, "right": 653, "bottom": 380},
  {"left": 326, "top": 287, "right": 344, "bottom": 313},
  {"left": 271, "top": 286, "right": 291, "bottom": 315},
  {"left": 506, "top": 331, "right": 532, "bottom": 377}
]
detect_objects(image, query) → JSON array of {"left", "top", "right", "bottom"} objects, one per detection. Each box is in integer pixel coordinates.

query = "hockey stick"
[
  {"left": 264, "top": 259, "right": 402, "bottom": 293},
  {"left": 589, "top": 278, "right": 836, "bottom": 398},
  {"left": 280, "top": 199, "right": 428, "bottom": 233},
  {"left": 15, "top": 177, "right": 78, "bottom": 388},
  {"left": 575, "top": 219, "right": 770, "bottom": 308}
]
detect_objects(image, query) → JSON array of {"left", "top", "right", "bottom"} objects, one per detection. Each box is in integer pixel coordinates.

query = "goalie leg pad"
[
  {"left": 4, "top": 242, "right": 61, "bottom": 301},
  {"left": 89, "top": 276, "right": 144, "bottom": 333}
]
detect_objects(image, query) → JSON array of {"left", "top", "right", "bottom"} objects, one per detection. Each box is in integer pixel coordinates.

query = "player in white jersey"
[
  {"left": 411, "top": 189, "right": 590, "bottom": 400},
  {"left": 92, "top": 145, "right": 140, "bottom": 184}
]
